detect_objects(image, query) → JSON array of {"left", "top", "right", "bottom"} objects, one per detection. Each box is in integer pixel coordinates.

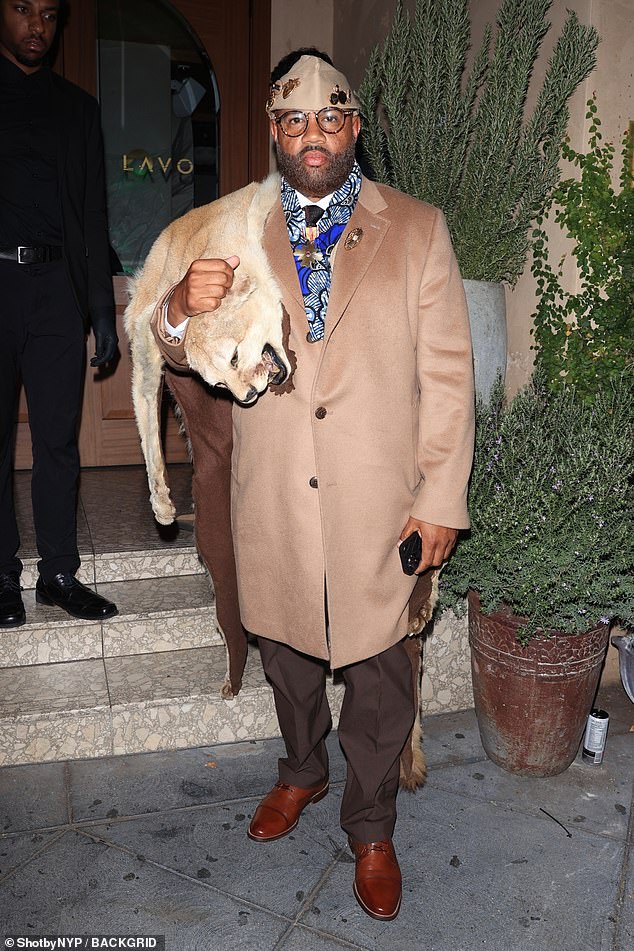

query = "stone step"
[
  {"left": 0, "top": 574, "right": 221, "bottom": 669},
  {"left": 0, "top": 645, "right": 344, "bottom": 767},
  {"left": 20, "top": 543, "right": 204, "bottom": 590},
  {"left": 93, "top": 543, "right": 204, "bottom": 584}
]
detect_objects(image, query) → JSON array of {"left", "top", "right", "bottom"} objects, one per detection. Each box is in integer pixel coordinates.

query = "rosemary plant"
[
  {"left": 358, "top": 0, "right": 598, "bottom": 284},
  {"left": 438, "top": 373, "right": 634, "bottom": 643}
]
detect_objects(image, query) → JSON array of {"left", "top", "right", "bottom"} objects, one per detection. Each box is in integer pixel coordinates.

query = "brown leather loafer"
[
  {"left": 349, "top": 837, "right": 402, "bottom": 921},
  {"left": 248, "top": 780, "right": 329, "bottom": 842}
]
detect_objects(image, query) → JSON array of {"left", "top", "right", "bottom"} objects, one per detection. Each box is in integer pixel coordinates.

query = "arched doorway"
[{"left": 14, "top": 0, "right": 271, "bottom": 468}]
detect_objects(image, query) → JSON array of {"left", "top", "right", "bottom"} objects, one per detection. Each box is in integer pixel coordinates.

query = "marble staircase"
[{"left": 0, "top": 466, "right": 344, "bottom": 767}]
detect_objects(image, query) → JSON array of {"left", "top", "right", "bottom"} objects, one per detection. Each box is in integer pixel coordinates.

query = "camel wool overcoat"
[{"left": 151, "top": 175, "right": 475, "bottom": 670}]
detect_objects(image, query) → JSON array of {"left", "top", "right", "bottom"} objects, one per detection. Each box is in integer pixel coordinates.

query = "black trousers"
[
  {"left": 0, "top": 260, "right": 85, "bottom": 581},
  {"left": 257, "top": 635, "right": 416, "bottom": 843}
]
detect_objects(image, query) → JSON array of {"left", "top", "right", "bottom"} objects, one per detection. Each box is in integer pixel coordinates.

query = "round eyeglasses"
[{"left": 275, "top": 108, "right": 358, "bottom": 137}]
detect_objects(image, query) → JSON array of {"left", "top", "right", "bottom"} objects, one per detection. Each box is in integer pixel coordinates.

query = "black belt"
[{"left": 0, "top": 245, "right": 64, "bottom": 264}]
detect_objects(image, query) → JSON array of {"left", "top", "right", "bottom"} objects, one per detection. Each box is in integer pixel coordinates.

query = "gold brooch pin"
[
  {"left": 282, "top": 78, "right": 300, "bottom": 99},
  {"left": 344, "top": 228, "right": 363, "bottom": 250},
  {"left": 266, "top": 83, "right": 280, "bottom": 110},
  {"left": 330, "top": 84, "right": 350, "bottom": 105}
]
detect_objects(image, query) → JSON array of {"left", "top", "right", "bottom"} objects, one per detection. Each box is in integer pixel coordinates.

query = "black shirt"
[{"left": 0, "top": 53, "right": 63, "bottom": 247}]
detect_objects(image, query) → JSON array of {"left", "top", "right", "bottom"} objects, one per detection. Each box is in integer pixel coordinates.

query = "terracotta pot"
[{"left": 467, "top": 591, "right": 609, "bottom": 776}]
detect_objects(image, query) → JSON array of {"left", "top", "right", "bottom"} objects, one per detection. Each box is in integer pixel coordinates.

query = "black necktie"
[{"left": 304, "top": 204, "right": 324, "bottom": 229}]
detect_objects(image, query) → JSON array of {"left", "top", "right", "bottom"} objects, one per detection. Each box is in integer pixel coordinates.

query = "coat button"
[
  {"left": 309, "top": 476, "right": 318, "bottom": 488},
  {"left": 315, "top": 406, "right": 327, "bottom": 419}
]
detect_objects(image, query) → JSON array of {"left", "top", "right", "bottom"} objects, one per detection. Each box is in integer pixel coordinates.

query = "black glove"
[{"left": 90, "top": 314, "right": 118, "bottom": 367}]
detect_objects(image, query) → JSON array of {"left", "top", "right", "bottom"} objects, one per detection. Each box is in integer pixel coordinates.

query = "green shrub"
[
  {"left": 531, "top": 100, "right": 634, "bottom": 401},
  {"left": 439, "top": 373, "right": 634, "bottom": 642}
]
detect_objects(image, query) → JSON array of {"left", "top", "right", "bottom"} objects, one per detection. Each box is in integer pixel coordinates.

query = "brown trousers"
[{"left": 258, "top": 635, "right": 416, "bottom": 842}]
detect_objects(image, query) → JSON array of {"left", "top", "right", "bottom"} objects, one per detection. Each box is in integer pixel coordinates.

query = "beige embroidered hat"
[{"left": 266, "top": 55, "right": 359, "bottom": 116}]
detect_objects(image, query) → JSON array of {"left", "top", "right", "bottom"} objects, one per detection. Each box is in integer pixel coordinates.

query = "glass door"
[{"left": 97, "top": 0, "right": 220, "bottom": 273}]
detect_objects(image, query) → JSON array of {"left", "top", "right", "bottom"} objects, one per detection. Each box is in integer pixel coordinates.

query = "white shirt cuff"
[
  {"left": 162, "top": 288, "right": 189, "bottom": 338},
  {"left": 165, "top": 315, "right": 190, "bottom": 338}
]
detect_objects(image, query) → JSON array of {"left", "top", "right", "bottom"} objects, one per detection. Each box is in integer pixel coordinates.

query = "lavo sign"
[{"left": 122, "top": 154, "right": 194, "bottom": 176}]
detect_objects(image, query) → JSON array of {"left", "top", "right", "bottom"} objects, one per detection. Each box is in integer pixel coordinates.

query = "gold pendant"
[{"left": 295, "top": 242, "right": 323, "bottom": 267}]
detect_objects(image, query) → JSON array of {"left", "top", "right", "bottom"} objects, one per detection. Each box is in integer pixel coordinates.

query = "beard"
[
  {"left": 15, "top": 49, "right": 47, "bottom": 67},
  {"left": 275, "top": 140, "right": 357, "bottom": 198}
]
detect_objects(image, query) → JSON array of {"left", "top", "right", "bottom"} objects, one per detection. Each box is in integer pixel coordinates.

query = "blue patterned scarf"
[{"left": 281, "top": 162, "right": 362, "bottom": 342}]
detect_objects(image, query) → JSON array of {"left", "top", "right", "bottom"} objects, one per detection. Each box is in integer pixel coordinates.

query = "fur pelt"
[
  {"left": 398, "top": 569, "right": 440, "bottom": 790},
  {"left": 124, "top": 174, "right": 290, "bottom": 525}
]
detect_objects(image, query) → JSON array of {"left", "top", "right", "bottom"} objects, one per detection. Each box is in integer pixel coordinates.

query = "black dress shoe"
[
  {"left": 36, "top": 573, "right": 118, "bottom": 620},
  {"left": 0, "top": 572, "right": 26, "bottom": 628}
]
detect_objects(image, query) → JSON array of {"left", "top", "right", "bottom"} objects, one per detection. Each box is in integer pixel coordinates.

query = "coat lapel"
[
  {"left": 263, "top": 197, "right": 305, "bottom": 319},
  {"left": 325, "top": 177, "right": 390, "bottom": 340}
]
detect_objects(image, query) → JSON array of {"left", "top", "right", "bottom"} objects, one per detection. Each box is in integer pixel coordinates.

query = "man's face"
[
  {"left": 0, "top": 0, "right": 59, "bottom": 74},
  {"left": 270, "top": 109, "right": 360, "bottom": 199}
]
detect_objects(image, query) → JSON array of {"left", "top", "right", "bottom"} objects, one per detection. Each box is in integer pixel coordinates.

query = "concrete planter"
[
  {"left": 463, "top": 280, "right": 507, "bottom": 402},
  {"left": 611, "top": 633, "right": 634, "bottom": 703}
]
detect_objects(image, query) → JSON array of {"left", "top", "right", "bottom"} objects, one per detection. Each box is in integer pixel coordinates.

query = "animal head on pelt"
[
  {"left": 184, "top": 268, "right": 289, "bottom": 405},
  {"left": 160, "top": 174, "right": 291, "bottom": 403}
]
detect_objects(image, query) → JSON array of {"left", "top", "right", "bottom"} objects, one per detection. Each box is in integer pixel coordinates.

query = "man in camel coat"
[{"left": 145, "top": 52, "right": 474, "bottom": 921}]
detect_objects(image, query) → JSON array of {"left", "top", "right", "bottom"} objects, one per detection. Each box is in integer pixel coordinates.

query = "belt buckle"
[{"left": 17, "top": 246, "right": 44, "bottom": 264}]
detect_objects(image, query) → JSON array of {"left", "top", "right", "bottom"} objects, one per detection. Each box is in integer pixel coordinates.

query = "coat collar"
[
  {"left": 356, "top": 175, "right": 388, "bottom": 214},
  {"left": 263, "top": 174, "right": 391, "bottom": 332}
]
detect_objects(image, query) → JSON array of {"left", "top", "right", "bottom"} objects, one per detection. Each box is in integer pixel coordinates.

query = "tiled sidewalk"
[{"left": 1, "top": 699, "right": 632, "bottom": 951}]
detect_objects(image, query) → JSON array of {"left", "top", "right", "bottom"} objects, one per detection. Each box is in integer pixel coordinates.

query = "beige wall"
[
  {"left": 271, "top": 0, "right": 334, "bottom": 72},
  {"left": 288, "top": 0, "right": 633, "bottom": 394}
]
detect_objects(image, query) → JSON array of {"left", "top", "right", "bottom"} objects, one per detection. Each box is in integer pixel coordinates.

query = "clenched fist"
[{"left": 168, "top": 255, "right": 240, "bottom": 325}]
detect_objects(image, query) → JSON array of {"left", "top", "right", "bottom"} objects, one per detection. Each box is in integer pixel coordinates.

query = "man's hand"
[
  {"left": 399, "top": 518, "right": 458, "bottom": 574},
  {"left": 168, "top": 255, "right": 240, "bottom": 325},
  {"left": 90, "top": 315, "right": 118, "bottom": 366}
]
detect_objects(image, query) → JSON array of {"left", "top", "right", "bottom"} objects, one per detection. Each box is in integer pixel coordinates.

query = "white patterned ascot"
[{"left": 281, "top": 161, "right": 362, "bottom": 342}]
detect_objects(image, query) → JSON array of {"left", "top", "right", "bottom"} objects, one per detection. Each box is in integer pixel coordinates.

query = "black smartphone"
[{"left": 399, "top": 532, "right": 422, "bottom": 575}]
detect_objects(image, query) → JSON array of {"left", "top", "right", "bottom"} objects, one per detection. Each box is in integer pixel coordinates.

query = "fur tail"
[{"left": 400, "top": 713, "right": 427, "bottom": 790}]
